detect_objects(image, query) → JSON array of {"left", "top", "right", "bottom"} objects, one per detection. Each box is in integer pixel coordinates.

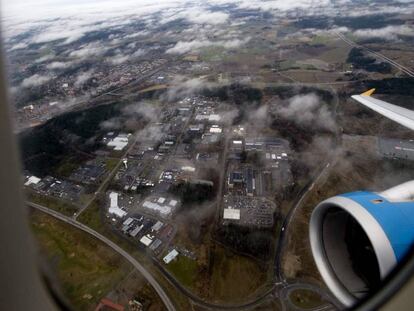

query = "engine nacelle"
[{"left": 309, "top": 181, "right": 414, "bottom": 306}]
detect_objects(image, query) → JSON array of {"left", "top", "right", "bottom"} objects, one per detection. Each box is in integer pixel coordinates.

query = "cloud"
[
  {"left": 183, "top": 9, "right": 229, "bottom": 25},
  {"left": 35, "top": 54, "right": 56, "bottom": 63},
  {"left": 132, "top": 49, "right": 146, "bottom": 57},
  {"left": 9, "top": 42, "right": 28, "bottom": 51},
  {"left": 74, "top": 70, "right": 95, "bottom": 87},
  {"left": 21, "top": 74, "right": 51, "bottom": 88},
  {"left": 46, "top": 61, "right": 75, "bottom": 69},
  {"left": 69, "top": 42, "right": 109, "bottom": 59},
  {"left": 108, "top": 54, "right": 131, "bottom": 65},
  {"left": 354, "top": 25, "right": 414, "bottom": 41},
  {"left": 275, "top": 93, "right": 336, "bottom": 131},
  {"left": 166, "top": 37, "right": 250, "bottom": 54},
  {"left": 165, "top": 76, "right": 212, "bottom": 100}
]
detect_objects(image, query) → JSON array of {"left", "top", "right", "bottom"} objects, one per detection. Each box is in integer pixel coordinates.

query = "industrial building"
[
  {"left": 163, "top": 249, "right": 179, "bottom": 264},
  {"left": 107, "top": 133, "right": 130, "bottom": 151},
  {"left": 142, "top": 196, "right": 179, "bottom": 217},
  {"left": 223, "top": 207, "right": 241, "bottom": 220},
  {"left": 108, "top": 192, "right": 127, "bottom": 218}
]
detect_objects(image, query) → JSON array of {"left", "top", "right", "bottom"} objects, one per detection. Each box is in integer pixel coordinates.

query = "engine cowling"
[{"left": 309, "top": 181, "right": 414, "bottom": 306}]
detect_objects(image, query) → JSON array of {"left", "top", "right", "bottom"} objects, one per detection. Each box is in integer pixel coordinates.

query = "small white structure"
[
  {"left": 140, "top": 235, "right": 153, "bottom": 246},
  {"left": 107, "top": 134, "right": 129, "bottom": 151},
  {"left": 223, "top": 208, "right": 240, "bottom": 220},
  {"left": 157, "top": 197, "right": 166, "bottom": 204},
  {"left": 168, "top": 200, "right": 178, "bottom": 207},
  {"left": 152, "top": 221, "right": 164, "bottom": 232},
  {"left": 25, "top": 176, "right": 41, "bottom": 186},
  {"left": 181, "top": 166, "right": 196, "bottom": 172},
  {"left": 109, "top": 192, "right": 127, "bottom": 218},
  {"left": 209, "top": 125, "right": 222, "bottom": 133},
  {"left": 163, "top": 249, "right": 179, "bottom": 264}
]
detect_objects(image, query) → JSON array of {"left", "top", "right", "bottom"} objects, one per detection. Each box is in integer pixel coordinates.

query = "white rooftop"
[
  {"left": 210, "top": 127, "right": 222, "bottom": 133},
  {"left": 143, "top": 201, "right": 172, "bottom": 216},
  {"left": 140, "top": 235, "right": 153, "bottom": 246},
  {"left": 163, "top": 249, "right": 179, "bottom": 264},
  {"left": 109, "top": 192, "right": 127, "bottom": 218},
  {"left": 223, "top": 208, "right": 240, "bottom": 220},
  {"left": 181, "top": 166, "right": 196, "bottom": 172},
  {"left": 25, "top": 176, "right": 41, "bottom": 186},
  {"left": 169, "top": 199, "right": 178, "bottom": 207},
  {"left": 107, "top": 136, "right": 129, "bottom": 151}
]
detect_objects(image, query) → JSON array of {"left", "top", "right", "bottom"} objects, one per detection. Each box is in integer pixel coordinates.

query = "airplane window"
[{"left": 1, "top": 0, "right": 414, "bottom": 310}]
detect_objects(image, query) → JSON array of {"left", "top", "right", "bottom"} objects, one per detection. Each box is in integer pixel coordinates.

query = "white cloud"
[
  {"left": 132, "top": 49, "right": 146, "bottom": 57},
  {"left": 183, "top": 9, "right": 229, "bottom": 25},
  {"left": 21, "top": 74, "right": 51, "bottom": 88},
  {"left": 108, "top": 54, "right": 130, "bottom": 65},
  {"left": 74, "top": 70, "right": 94, "bottom": 87},
  {"left": 275, "top": 93, "right": 336, "bottom": 131},
  {"left": 69, "top": 42, "right": 108, "bottom": 59},
  {"left": 46, "top": 61, "right": 75, "bottom": 69},
  {"left": 166, "top": 37, "right": 250, "bottom": 54},
  {"left": 354, "top": 25, "right": 414, "bottom": 41},
  {"left": 9, "top": 42, "right": 28, "bottom": 51}
]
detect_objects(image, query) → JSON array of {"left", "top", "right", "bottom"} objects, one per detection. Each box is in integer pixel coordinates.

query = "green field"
[
  {"left": 166, "top": 256, "right": 198, "bottom": 288},
  {"left": 289, "top": 289, "right": 324, "bottom": 309},
  {"left": 208, "top": 245, "right": 268, "bottom": 302},
  {"left": 27, "top": 191, "right": 79, "bottom": 216},
  {"left": 31, "top": 211, "right": 132, "bottom": 310}
]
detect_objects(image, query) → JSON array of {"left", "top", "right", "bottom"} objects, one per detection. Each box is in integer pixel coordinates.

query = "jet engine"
[{"left": 309, "top": 181, "right": 414, "bottom": 306}]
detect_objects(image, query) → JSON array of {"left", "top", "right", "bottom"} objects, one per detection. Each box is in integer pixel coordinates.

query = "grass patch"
[
  {"left": 209, "top": 244, "right": 267, "bottom": 302},
  {"left": 289, "top": 289, "right": 324, "bottom": 309},
  {"left": 77, "top": 200, "right": 105, "bottom": 233},
  {"left": 27, "top": 191, "right": 79, "bottom": 216},
  {"left": 166, "top": 256, "right": 198, "bottom": 289},
  {"left": 30, "top": 210, "right": 132, "bottom": 310},
  {"left": 104, "top": 158, "right": 120, "bottom": 171}
]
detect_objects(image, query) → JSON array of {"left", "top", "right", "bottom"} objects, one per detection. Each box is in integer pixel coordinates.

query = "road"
[
  {"left": 30, "top": 200, "right": 279, "bottom": 310},
  {"left": 278, "top": 281, "right": 341, "bottom": 311},
  {"left": 274, "top": 162, "right": 332, "bottom": 281},
  {"left": 28, "top": 201, "right": 176, "bottom": 311},
  {"left": 334, "top": 31, "right": 414, "bottom": 77},
  {"left": 75, "top": 132, "right": 141, "bottom": 220}
]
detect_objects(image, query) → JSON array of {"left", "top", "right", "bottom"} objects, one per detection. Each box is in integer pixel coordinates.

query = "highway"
[
  {"left": 28, "top": 202, "right": 176, "bottom": 311},
  {"left": 274, "top": 162, "right": 332, "bottom": 281},
  {"left": 333, "top": 31, "right": 414, "bottom": 77}
]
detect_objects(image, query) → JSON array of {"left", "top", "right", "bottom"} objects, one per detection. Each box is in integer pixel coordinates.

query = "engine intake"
[{"left": 309, "top": 181, "right": 414, "bottom": 306}]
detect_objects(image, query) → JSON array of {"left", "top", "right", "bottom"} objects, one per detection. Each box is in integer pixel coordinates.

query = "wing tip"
[{"left": 361, "top": 88, "right": 376, "bottom": 96}]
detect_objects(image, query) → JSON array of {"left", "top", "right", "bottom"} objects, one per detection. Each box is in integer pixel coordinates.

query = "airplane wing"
[{"left": 351, "top": 88, "right": 414, "bottom": 131}]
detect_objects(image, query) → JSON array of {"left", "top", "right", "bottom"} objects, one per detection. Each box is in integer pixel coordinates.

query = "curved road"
[
  {"left": 28, "top": 202, "right": 176, "bottom": 311},
  {"left": 29, "top": 201, "right": 279, "bottom": 310}
]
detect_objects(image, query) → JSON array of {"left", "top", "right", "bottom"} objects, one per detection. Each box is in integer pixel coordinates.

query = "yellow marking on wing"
[{"left": 361, "top": 88, "right": 376, "bottom": 96}]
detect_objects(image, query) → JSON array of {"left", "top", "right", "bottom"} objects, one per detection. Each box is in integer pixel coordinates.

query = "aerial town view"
[{"left": 2, "top": 0, "right": 414, "bottom": 310}]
